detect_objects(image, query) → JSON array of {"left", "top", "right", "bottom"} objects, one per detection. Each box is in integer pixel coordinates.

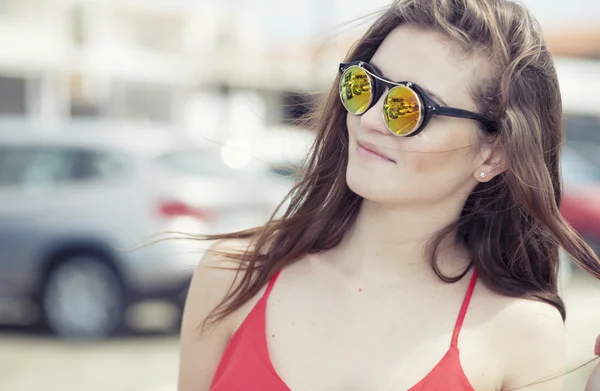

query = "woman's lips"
[{"left": 356, "top": 141, "right": 396, "bottom": 163}]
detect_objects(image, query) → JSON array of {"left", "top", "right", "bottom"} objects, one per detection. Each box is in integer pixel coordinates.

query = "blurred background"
[{"left": 0, "top": 0, "right": 599, "bottom": 390}]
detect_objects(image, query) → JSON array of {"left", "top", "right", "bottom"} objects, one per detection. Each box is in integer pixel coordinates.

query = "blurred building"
[
  {"left": 0, "top": 0, "right": 309, "bottom": 143},
  {"left": 0, "top": 0, "right": 70, "bottom": 121},
  {"left": 0, "top": 0, "right": 218, "bottom": 127},
  {"left": 546, "top": 26, "right": 600, "bottom": 59},
  {"left": 1, "top": 1, "right": 599, "bottom": 142}
]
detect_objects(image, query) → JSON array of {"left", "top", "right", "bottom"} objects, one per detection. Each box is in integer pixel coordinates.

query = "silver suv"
[{"left": 0, "top": 121, "right": 291, "bottom": 339}]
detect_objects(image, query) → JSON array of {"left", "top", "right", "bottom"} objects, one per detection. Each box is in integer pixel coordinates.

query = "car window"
[
  {"left": 0, "top": 147, "right": 79, "bottom": 189},
  {"left": 75, "top": 151, "right": 127, "bottom": 181}
]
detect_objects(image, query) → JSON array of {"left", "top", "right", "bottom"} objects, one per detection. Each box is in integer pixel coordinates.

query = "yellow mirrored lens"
[
  {"left": 383, "top": 86, "right": 421, "bottom": 136},
  {"left": 340, "top": 66, "right": 372, "bottom": 115}
]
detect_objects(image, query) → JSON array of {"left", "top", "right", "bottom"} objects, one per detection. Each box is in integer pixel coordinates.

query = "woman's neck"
[{"left": 324, "top": 199, "right": 470, "bottom": 284}]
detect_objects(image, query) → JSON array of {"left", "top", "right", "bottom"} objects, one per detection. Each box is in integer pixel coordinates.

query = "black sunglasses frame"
[{"left": 339, "top": 61, "right": 496, "bottom": 137}]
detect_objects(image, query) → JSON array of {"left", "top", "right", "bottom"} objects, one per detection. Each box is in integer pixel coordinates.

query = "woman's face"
[{"left": 346, "top": 25, "right": 492, "bottom": 206}]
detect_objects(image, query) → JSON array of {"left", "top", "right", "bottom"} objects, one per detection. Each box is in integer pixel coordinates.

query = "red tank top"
[{"left": 210, "top": 269, "right": 478, "bottom": 391}]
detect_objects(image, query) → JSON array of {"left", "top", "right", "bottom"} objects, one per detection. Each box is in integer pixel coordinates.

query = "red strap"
[
  {"left": 262, "top": 269, "right": 282, "bottom": 299},
  {"left": 451, "top": 270, "right": 478, "bottom": 348}
]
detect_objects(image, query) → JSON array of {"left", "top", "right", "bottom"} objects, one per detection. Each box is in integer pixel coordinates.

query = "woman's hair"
[{"left": 194, "top": 0, "right": 600, "bottom": 325}]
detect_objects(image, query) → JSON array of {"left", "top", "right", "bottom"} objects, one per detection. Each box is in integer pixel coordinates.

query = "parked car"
[
  {"left": 0, "top": 121, "right": 291, "bottom": 339},
  {"left": 560, "top": 144, "right": 600, "bottom": 253}
]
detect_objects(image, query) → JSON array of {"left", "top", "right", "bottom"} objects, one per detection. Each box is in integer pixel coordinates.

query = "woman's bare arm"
[{"left": 177, "top": 239, "right": 249, "bottom": 391}]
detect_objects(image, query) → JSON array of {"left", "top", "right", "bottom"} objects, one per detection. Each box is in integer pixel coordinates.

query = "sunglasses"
[{"left": 338, "top": 61, "right": 496, "bottom": 137}]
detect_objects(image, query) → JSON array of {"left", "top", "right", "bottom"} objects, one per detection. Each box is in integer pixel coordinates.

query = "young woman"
[{"left": 178, "top": 0, "right": 600, "bottom": 390}]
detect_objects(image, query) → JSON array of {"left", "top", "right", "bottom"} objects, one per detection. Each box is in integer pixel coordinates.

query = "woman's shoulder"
[
  {"left": 476, "top": 284, "right": 565, "bottom": 389},
  {"left": 199, "top": 237, "right": 255, "bottom": 268},
  {"left": 185, "top": 238, "right": 265, "bottom": 332},
  {"left": 478, "top": 284, "right": 564, "bottom": 335},
  {"left": 192, "top": 238, "right": 257, "bottom": 301},
  {"left": 195, "top": 238, "right": 253, "bottom": 284}
]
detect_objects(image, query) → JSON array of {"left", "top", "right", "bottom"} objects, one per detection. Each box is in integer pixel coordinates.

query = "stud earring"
[{"left": 479, "top": 172, "right": 487, "bottom": 179}]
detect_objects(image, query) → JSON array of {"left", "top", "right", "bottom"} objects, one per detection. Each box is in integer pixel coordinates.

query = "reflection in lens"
[
  {"left": 339, "top": 66, "right": 372, "bottom": 115},
  {"left": 383, "top": 86, "right": 421, "bottom": 136}
]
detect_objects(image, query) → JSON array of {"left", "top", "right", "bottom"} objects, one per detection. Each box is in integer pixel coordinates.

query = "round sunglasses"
[{"left": 338, "top": 61, "right": 496, "bottom": 137}]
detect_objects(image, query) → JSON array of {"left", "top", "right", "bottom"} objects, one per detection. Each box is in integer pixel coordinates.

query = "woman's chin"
[{"left": 346, "top": 172, "right": 402, "bottom": 205}]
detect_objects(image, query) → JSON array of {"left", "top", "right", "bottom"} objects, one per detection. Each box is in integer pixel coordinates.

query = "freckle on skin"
[
  {"left": 272, "top": 334, "right": 276, "bottom": 338},
  {"left": 358, "top": 288, "right": 363, "bottom": 293}
]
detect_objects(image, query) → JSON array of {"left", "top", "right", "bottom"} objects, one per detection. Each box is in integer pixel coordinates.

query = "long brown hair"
[{"left": 193, "top": 0, "right": 600, "bottom": 326}]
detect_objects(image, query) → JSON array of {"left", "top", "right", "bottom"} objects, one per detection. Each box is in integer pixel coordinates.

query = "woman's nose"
[{"left": 360, "top": 91, "right": 390, "bottom": 135}]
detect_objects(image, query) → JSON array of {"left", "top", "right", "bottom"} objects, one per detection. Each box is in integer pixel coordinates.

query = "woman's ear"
[{"left": 474, "top": 136, "right": 507, "bottom": 182}]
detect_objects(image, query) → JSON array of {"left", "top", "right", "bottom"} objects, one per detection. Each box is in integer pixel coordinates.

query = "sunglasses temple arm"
[{"left": 435, "top": 107, "right": 495, "bottom": 129}]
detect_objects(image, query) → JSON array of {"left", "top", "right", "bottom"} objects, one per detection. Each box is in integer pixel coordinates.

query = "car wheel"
[{"left": 42, "top": 254, "right": 126, "bottom": 340}]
